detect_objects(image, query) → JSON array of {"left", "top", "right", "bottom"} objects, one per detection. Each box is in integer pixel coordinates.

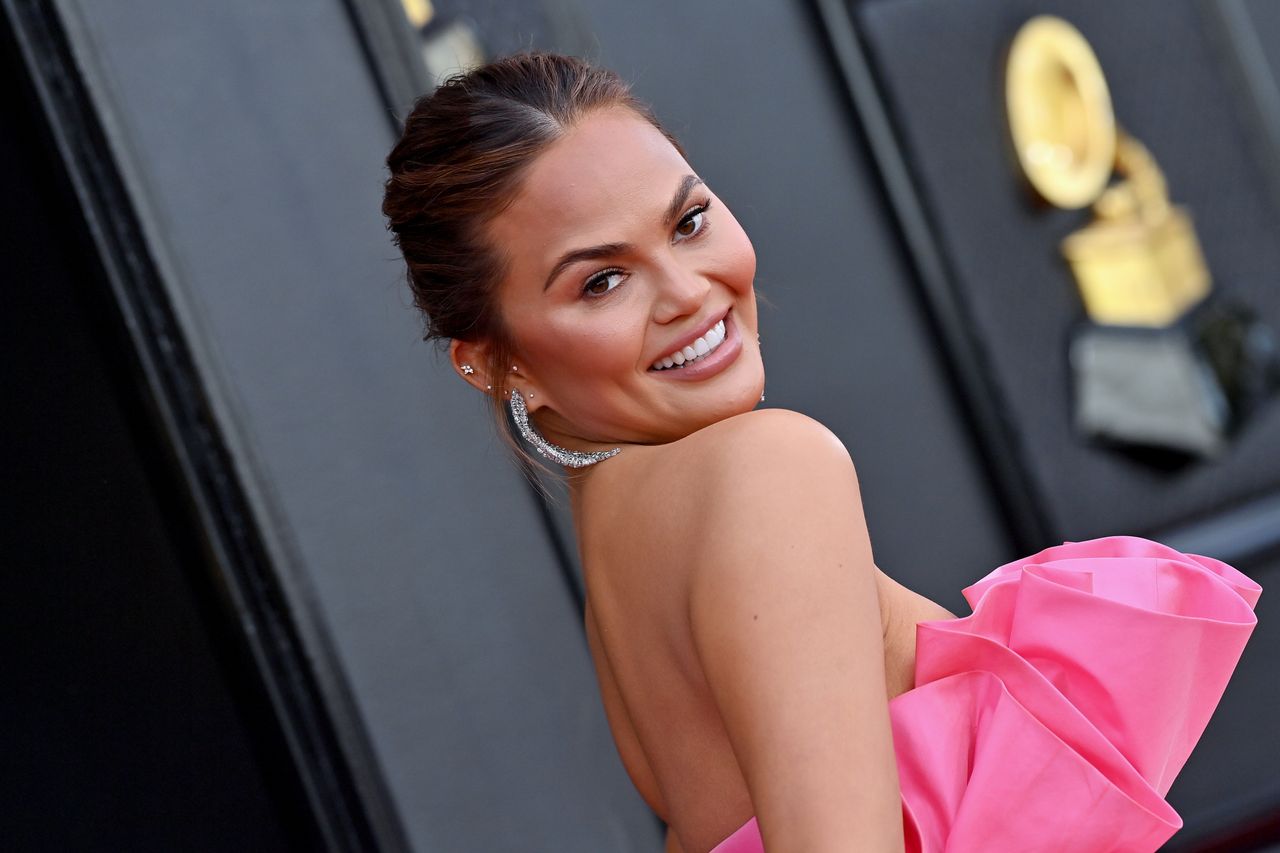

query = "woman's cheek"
[
  {"left": 557, "top": 317, "right": 640, "bottom": 373},
  {"left": 715, "top": 221, "right": 757, "bottom": 295}
]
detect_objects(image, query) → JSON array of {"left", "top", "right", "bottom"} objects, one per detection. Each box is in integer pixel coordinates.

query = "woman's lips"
[{"left": 648, "top": 308, "right": 742, "bottom": 381}]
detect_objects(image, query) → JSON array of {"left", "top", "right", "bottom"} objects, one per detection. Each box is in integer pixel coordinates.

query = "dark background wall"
[
  {"left": 0, "top": 21, "right": 316, "bottom": 850},
  {"left": 3, "top": 0, "right": 1277, "bottom": 851}
]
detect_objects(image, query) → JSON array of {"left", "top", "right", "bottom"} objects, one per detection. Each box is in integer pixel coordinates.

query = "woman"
[{"left": 381, "top": 52, "right": 1262, "bottom": 853}]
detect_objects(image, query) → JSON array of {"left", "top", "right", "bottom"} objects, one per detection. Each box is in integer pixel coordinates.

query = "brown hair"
[{"left": 381, "top": 51, "right": 685, "bottom": 480}]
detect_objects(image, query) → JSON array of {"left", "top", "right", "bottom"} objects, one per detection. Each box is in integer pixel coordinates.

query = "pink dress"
[{"left": 709, "top": 535, "right": 1263, "bottom": 853}]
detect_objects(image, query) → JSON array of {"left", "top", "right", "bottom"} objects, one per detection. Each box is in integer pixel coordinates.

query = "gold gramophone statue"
[{"left": 1006, "top": 15, "right": 1278, "bottom": 460}]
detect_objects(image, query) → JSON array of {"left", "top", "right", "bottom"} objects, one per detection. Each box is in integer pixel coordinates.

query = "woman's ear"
[
  {"left": 449, "top": 338, "right": 494, "bottom": 393},
  {"left": 449, "top": 338, "right": 551, "bottom": 411}
]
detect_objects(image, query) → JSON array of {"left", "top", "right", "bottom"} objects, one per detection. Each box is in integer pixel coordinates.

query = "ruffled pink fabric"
[{"left": 709, "top": 536, "right": 1262, "bottom": 853}]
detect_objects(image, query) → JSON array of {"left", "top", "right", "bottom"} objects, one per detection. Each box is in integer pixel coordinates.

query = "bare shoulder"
[
  {"left": 642, "top": 407, "right": 857, "bottom": 492},
  {"left": 582, "top": 406, "right": 866, "bottom": 638},
  {"left": 691, "top": 406, "right": 850, "bottom": 456},
  {"left": 665, "top": 407, "right": 869, "bottom": 581},
  {"left": 601, "top": 407, "right": 870, "bottom": 601},
  {"left": 683, "top": 408, "right": 858, "bottom": 517},
  {"left": 592, "top": 409, "right": 862, "bottom": 587}
]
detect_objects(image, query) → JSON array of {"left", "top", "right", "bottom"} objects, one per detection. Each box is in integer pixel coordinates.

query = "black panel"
[
  {"left": 1206, "top": 0, "right": 1280, "bottom": 229},
  {"left": 857, "top": 0, "right": 1280, "bottom": 544},
  {"left": 0, "top": 15, "right": 319, "bottom": 852},
  {"left": 1242, "top": 0, "right": 1280, "bottom": 98}
]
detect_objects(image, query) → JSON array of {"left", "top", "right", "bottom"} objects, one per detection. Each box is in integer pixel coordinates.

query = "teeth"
[{"left": 651, "top": 318, "right": 726, "bottom": 370}]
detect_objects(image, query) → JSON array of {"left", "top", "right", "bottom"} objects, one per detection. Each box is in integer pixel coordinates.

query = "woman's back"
[{"left": 573, "top": 408, "right": 953, "bottom": 852}]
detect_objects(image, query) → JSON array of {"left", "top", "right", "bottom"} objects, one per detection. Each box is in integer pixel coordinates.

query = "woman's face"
[{"left": 469, "top": 105, "right": 764, "bottom": 448}]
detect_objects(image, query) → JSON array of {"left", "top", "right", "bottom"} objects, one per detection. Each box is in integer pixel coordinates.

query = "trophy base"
[{"left": 1069, "top": 295, "right": 1279, "bottom": 461}]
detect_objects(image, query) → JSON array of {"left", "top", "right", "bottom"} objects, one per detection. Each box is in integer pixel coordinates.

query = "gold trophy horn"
[
  {"left": 1006, "top": 15, "right": 1115, "bottom": 210},
  {"left": 1006, "top": 15, "right": 1210, "bottom": 328}
]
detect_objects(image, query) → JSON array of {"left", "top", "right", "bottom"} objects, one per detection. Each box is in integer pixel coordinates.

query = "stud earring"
[
  {"left": 508, "top": 388, "right": 620, "bottom": 468},
  {"left": 460, "top": 364, "right": 475, "bottom": 375}
]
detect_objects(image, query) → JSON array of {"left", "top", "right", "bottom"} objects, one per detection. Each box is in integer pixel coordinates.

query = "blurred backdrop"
[{"left": 3, "top": 0, "right": 1278, "bottom": 850}]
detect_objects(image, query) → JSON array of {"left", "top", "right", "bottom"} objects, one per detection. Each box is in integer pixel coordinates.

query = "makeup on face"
[{"left": 485, "top": 107, "right": 764, "bottom": 445}]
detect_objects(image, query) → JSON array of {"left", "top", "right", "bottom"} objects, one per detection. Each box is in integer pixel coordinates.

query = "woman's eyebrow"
[
  {"left": 542, "top": 174, "right": 705, "bottom": 292},
  {"left": 663, "top": 174, "right": 705, "bottom": 227},
  {"left": 542, "top": 242, "right": 630, "bottom": 292}
]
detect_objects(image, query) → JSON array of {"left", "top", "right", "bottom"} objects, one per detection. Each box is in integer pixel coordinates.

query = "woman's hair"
[{"left": 381, "top": 51, "right": 685, "bottom": 478}]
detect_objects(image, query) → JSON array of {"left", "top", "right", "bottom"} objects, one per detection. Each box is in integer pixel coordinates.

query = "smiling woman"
[
  {"left": 380, "top": 51, "right": 1261, "bottom": 853},
  {"left": 381, "top": 53, "right": 700, "bottom": 468}
]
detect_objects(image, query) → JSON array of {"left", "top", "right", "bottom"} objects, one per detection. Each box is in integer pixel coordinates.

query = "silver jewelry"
[
  {"left": 508, "top": 388, "right": 620, "bottom": 468},
  {"left": 460, "top": 363, "right": 475, "bottom": 375}
]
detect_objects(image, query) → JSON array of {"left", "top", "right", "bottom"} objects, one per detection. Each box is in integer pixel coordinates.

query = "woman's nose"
[{"left": 651, "top": 261, "right": 711, "bottom": 325}]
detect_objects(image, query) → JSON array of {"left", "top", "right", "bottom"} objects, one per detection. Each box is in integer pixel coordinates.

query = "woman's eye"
[
  {"left": 584, "top": 270, "right": 626, "bottom": 297},
  {"left": 674, "top": 208, "right": 706, "bottom": 242}
]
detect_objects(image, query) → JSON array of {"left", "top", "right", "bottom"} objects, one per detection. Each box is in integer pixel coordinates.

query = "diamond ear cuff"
[{"left": 507, "top": 388, "right": 621, "bottom": 468}]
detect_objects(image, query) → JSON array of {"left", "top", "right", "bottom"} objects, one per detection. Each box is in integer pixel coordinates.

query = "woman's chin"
[
  {"left": 559, "top": 364, "right": 765, "bottom": 446},
  {"left": 667, "top": 388, "right": 767, "bottom": 440}
]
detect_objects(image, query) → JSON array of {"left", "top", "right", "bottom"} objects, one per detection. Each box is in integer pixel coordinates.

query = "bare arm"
[{"left": 685, "top": 410, "right": 905, "bottom": 852}]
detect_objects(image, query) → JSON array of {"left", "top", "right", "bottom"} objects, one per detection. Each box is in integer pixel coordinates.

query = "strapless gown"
[{"left": 709, "top": 535, "right": 1262, "bottom": 853}]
